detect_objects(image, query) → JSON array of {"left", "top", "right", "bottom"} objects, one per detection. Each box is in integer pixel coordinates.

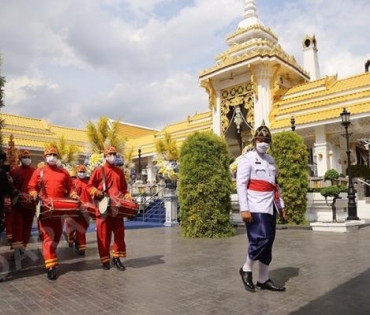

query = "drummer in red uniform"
[
  {"left": 28, "top": 147, "right": 79, "bottom": 280},
  {"left": 87, "top": 146, "right": 132, "bottom": 271},
  {"left": 69, "top": 164, "right": 91, "bottom": 255},
  {"left": 9, "top": 150, "right": 36, "bottom": 257}
]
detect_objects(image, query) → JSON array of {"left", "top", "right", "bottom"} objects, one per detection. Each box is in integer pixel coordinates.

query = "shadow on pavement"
[
  {"left": 269, "top": 266, "right": 300, "bottom": 286},
  {"left": 289, "top": 268, "right": 370, "bottom": 315},
  {"left": 124, "top": 255, "right": 165, "bottom": 268}
]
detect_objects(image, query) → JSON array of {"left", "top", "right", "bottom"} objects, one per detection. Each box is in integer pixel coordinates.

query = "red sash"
[{"left": 248, "top": 180, "right": 280, "bottom": 202}]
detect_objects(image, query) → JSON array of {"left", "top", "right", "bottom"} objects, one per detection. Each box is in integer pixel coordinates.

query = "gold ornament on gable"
[{"left": 220, "top": 83, "right": 255, "bottom": 133}]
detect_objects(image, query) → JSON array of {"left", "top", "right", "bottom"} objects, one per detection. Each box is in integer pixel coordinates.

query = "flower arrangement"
[
  {"left": 84, "top": 153, "right": 105, "bottom": 174},
  {"left": 155, "top": 159, "right": 179, "bottom": 181},
  {"left": 229, "top": 144, "right": 253, "bottom": 175}
]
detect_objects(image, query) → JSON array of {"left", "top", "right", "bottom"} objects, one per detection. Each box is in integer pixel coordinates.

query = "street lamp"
[
  {"left": 290, "top": 115, "right": 296, "bottom": 131},
  {"left": 340, "top": 108, "right": 359, "bottom": 220},
  {"left": 138, "top": 148, "right": 142, "bottom": 181}
]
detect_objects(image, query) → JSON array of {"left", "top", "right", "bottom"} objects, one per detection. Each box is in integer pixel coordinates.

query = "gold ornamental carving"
[
  {"left": 200, "top": 79, "right": 216, "bottom": 110},
  {"left": 220, "top": 83, "right": 255, "bottom": 133}
]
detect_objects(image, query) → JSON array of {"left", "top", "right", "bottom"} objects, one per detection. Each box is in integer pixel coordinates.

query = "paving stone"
[{"left": 1, "top": 225, "right": 370, "bottom": 314}]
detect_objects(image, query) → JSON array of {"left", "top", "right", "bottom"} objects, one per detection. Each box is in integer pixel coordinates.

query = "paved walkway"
[{"left": 1, "top": 224, "right": 370, "bottom": 315}]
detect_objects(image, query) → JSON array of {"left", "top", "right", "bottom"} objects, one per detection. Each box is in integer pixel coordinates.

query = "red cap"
[
  {"left": 104, "top": 146, "right": 117, "bottom": 156},
  {"left": 19, "top": 149, "right": 31, "bottom": 158},
  {"left": 44, "top": 147, "right": 59, "bottom": 157},
  {"left": 77, "top": 164, "right": 86, "bottom": 172}
]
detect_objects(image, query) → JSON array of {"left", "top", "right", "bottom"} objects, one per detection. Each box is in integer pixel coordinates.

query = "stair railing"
[
  {"left": 143, "top": 198, "right": 165, "bottom": 223},
  {"left": 133, "top": 185, "right": 167, "bottom": 223}
]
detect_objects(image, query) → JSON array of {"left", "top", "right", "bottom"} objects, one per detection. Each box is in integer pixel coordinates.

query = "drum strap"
[
  {"left": 39, "top": 168, "right": 47, "bottom": 197},
  {"left": 101, "top": 166, "right": 109, "bottom": 196}
]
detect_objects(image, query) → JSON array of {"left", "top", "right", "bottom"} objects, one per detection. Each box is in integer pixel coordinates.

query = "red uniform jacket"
[
  {"left": 88, "top": 163, "right": 128, "bottom": 199},
  {"left": 10, "top": 165, "right": 36, "bottom": 193},
  {"left": 28, "top": 165, "right": 76, "bottom": 199},
  {"left": 75, "top": 177, "right": 92, "bottom": 203}
]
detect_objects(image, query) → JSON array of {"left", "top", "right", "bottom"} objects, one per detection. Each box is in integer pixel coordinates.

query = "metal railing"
[{"left": 132, "top": 185, "right": 167, "bottom": 223}]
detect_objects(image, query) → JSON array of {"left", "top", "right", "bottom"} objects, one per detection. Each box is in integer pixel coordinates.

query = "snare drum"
[
  {"left": 39, "top": 197, "right": 81, "bottom": 220},
  {"left": 108, "top": 196, "right": 139, "bottom": 218}
]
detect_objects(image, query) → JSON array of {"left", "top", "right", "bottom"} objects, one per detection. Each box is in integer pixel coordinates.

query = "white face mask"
[
  {"left": 21, "top": 158, "right": 32, "bottom": 166},
  {"left": 105, "top": 155, "right": 116, "bottom": 164},
  {"left": 77, "top": 172, "right": 87, "bottom": 179},
  {"left": 256, "top": 142, "right": 270, "bottom": 154},
  {"left": 45, "top": 155, "right": 58, "bottom": 165}
]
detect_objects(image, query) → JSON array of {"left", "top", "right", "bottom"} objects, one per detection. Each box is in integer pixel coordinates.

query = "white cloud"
[{"left": 1, "top": 0, "right": 369, "bottom": 130}]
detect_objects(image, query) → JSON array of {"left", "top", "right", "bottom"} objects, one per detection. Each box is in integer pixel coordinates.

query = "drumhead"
[
  {"left": 98, "top": 196, "right": 110, "bottom": 214},
  {"left": 36, "top": 200, "right": 41, "bottom": 219}
]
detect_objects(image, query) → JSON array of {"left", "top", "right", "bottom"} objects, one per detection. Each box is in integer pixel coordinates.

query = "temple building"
[{"left": 1, "top": 0, "right": 370, "bottom": 184}]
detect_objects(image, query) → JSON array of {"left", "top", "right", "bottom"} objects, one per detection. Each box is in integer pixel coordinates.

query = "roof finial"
[
  {"left": 238, "top": 0, "right": 263, "bottom": 29},
  {"left": 243, "top": 0, "right": 258, "bottom": 20}
]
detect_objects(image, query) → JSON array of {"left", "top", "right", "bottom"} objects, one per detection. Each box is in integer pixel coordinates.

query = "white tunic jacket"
[{"left": 236, "top": 150, "right": 284, "bottom": 215}]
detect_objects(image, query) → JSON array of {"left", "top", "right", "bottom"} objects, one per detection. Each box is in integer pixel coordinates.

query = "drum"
[
  {"left": 80, "top": 201, "right": 98, "bottom": 219},
  {"left": 97, "top": 196, "right": 110, "bottom": 215},
  {"left": 108, "top": 196, "right": 139, "bottom": 219},
  {"left": 38, "top": 197, "right": 81, "bottom": 220},
  {"left": 13, "top": 192, "right": 36, "bottom": 211}
]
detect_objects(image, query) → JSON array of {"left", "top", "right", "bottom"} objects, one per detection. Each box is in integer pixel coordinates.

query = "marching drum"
[
  {"left": 108, "top": 196, "right": 139, "bottom": 219},
  {"left": 97, "top": 196, "right": 110, "bottom": 215},
  {"left": 13, "top": 192, "right": 36, "bottom": 211},
  {"left": 37, "top": 197, "right": 81, "bottom": 220},
  {"left": 80, "top": 201, "right": 98, "bottom": 219}
]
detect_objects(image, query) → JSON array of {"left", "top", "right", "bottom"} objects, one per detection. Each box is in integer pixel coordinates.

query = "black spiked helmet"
[{"left": 253, "top": 120, "right": 271, "bottom": 144}]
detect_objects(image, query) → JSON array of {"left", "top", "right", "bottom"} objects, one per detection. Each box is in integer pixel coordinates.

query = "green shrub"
[
  {"left": 178, "top": 131, "right": 234, "bottom": 238},
  {"left": 271, "top": 131, "right": 309, "bottom": 225},
  {"left": 350, "top": 164, "right": 370, "bottom": 179}
]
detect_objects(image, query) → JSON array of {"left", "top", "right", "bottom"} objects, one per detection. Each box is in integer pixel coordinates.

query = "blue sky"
[{"left": 0, "top": 0, "right": 369, "bottom": 130}]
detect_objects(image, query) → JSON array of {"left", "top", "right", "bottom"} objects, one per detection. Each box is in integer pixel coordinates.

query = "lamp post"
[
  {"left": 340, "top": 108, "right": 359, "bottom": 220},
  {"left": 138, "top": 148, "right": 142, "bottom": 181},
  {"left": 290, "top": 115, "right": 296, "bottom": 131}
]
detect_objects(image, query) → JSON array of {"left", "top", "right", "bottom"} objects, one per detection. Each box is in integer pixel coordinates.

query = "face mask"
[
  {"left": 256, "top": 142, "right": 270, "bottom": 154},
  {"left": 21, "top": 158, "right": 32, "bottom": 166},
  {"left": 106, "top": 155, "right": 116, "bottom": 164},
  {"left": 46, "top": 155, "right": 58, "bottom": 165},
  {"left": 77, "top": 172, "right": 87, "bottom": 179}
]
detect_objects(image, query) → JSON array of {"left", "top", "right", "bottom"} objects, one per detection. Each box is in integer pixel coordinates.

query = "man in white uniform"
[{"left": 236, "top": 122, "right": 286, "bottom": 292}]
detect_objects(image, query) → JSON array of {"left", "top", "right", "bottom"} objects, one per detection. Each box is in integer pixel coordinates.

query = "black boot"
[
  {"left": 47, "top": 267, "right": 57, "bottom": 280},
  {"left": 102, "top": 262, "right": 110, "bottom": 270},
  {"left": 112, "top": 258, "right": 126, "bottom": 271},
  {"left": 239, "top": 268, "right": 255, "bottom": 292}
]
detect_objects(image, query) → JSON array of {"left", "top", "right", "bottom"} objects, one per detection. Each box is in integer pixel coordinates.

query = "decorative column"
[
  {"left": 163, "top": 190, "right": 179, "bottom": 227},
  {"left": 251, "top": 64, "right": 274, "bottom": 127},
  {"left": 313, "top": 125, "right": 329, "bottom": 177}
]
